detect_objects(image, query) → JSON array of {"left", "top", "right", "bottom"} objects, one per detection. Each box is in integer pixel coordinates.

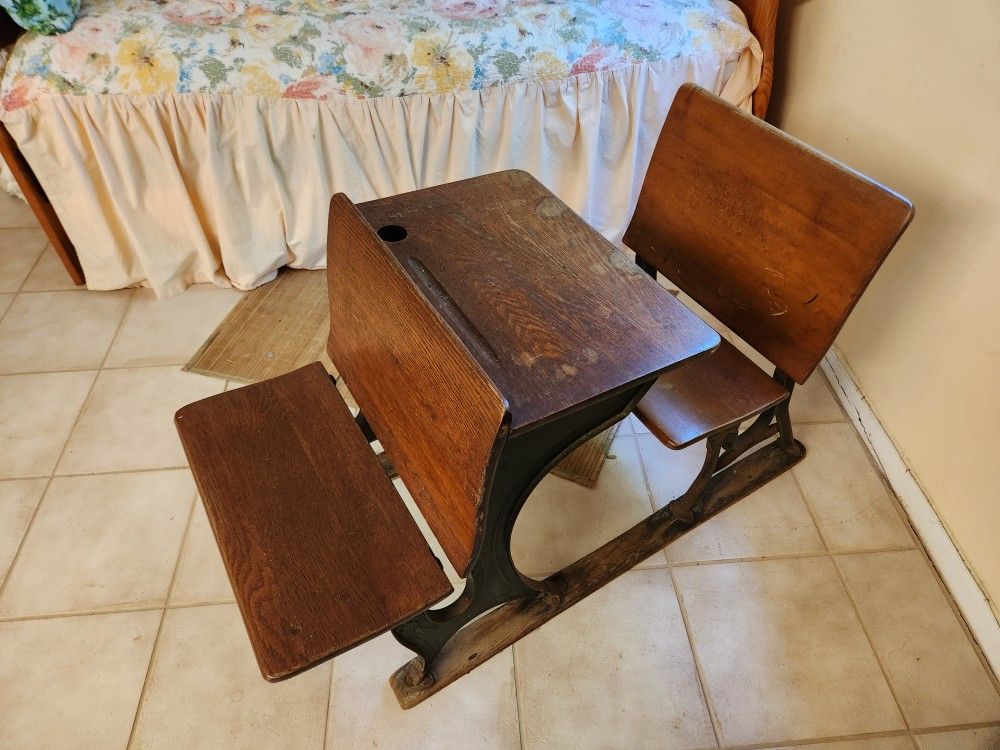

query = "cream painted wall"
[{"left": 768, "top": 1, "right": 1000, "bottom": 616}]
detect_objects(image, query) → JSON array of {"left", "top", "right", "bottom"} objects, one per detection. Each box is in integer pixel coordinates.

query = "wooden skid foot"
[{"left": 389, "top": 439, "right": 805, "bottom": 708}]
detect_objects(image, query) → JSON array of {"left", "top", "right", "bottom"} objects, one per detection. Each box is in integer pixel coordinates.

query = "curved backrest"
[
  {"left": 326, "top": 194, "right": 510, "bottom": 577},
  {"left": 623, "top": 84, "right": 914, "bottom": 384}
]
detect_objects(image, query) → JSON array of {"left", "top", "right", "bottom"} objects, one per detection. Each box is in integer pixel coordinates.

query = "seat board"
[
  {"left": 175, "top": 362, "right": 453, "bottom": 682},
  {"left": 636, "top": 338, "right": 789, "bottom": 449}
]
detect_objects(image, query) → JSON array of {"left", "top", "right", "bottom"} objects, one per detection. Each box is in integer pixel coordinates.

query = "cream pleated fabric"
[{"left": 2, "top": 48, "right": 759, "bottom": 297}]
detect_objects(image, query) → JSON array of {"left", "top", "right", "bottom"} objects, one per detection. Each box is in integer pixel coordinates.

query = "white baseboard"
[{"left": 821, "top": 350, "right": 1000, "bottom": 678}]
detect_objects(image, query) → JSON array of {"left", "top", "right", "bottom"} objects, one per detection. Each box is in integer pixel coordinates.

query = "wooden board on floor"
[
  {"left": 550, "top": 424, "right": 618, "bottom": 487},
  {"left": 185, "top": 269, "right": 334, "bottom": 383},
  {"left": 184, "top": 268, "right": 616, "bottom": 487}
]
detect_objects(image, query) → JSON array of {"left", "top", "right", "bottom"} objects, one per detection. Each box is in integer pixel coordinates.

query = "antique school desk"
[{"left": 176, "top": 170, "right": 723, "bottom": 708}]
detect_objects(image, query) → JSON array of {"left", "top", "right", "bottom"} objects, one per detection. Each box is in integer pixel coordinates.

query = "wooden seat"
[
  {"left": 174, "top": 362, "right": 453, "bottom": 682},
  {"left": 176, "top": 187, "right": 515, "bottom": 686},
  {"left": 636, "top": 338, "right": 789, "bottom": 449},
  {"left": 624, "top": 83, "right": 914, "bottom": 520}
]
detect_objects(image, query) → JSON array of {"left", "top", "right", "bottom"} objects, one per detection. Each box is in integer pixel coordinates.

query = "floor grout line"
[
  {"left": 714, "top": 727, "right": 918, "bottom": 749},
  {"left": 511, "top": 645, "right": 527, "bottom": 750},
  {"left": 0, "top": 597, "right": 238, "bottom": 624},
  {"left": 631, "top": 430, "right": 723, "bottom": 747},
  {"left": 322, "top": 660, "right": 335, "bottom": 750},
  {"left": 910, "top": 720, "right": 1000, "bottom": 736},
  {"left": 789, "top": 467, "right": 915, "bottom": 733},
  {"left": 125, "top": 490, "right": 199, "bottom": 749},
  {"left": 0, "top": 362, "right": 105, "bottom": 606},
  {"left": 0, "top": 477, "right": 55, "bottom": 606},
  {"left": 14, "top": 242, "right": 49, "bottom": 294},
  {"left": 52, "top": 465, "right": 190, "bottom": 480},
  {"left": 0, "top": 361, "right": 209, "bottom": 378},
  {"left": 0, "top": 242, "right": 49, "bottom": 325},
  {"left": 663, "top": 545, "right": 919, "bottom": 568},
  {"left": 0, "top": 465, "right": 191, "bottom": 483}
]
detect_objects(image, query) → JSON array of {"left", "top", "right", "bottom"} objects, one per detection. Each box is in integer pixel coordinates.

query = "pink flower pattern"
[{"left": 0, "top": 0, "right": 756, "bottom": 110}]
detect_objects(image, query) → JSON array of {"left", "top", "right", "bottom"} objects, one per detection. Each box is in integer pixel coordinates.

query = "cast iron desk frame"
[{"left": 334, "top": 172, "right": 728, "bottom": 707}]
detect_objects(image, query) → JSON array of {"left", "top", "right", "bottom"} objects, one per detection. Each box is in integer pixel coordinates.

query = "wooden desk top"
[{"left": 355, "top": 170, "right": 719, "bottom": 433}]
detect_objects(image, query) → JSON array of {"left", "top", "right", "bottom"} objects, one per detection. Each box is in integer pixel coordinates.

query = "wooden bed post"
[
  {"left": 0, "top": 14, "right": 84, "bottom": 285},
  {"left": 731, "top": 0, "right": 779, "bottom": 119},
  {"left": 0, "top": 123, "right": 84, "bottom": 285}
]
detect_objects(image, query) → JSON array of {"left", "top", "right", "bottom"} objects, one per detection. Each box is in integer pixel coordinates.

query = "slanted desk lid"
[{"left": 355, "top": 170, "right": 720, "bottom": 433}]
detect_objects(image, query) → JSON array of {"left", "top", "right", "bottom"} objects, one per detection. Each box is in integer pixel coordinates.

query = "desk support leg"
[
  {"left": 391, "top": 386, "right": 646, "bottom": 697},
  {"left": 389, "top": 373, "right": 809, "bottom": 709},
  {"left": 390, "top": 436, "right": 805, "bottom": 708}
]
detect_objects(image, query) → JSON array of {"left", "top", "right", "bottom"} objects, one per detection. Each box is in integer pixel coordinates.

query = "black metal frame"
[
  {"left": 339, "top": 255, "right": 808, "bottom": 699},
  {"left": 391, "top": 385, "right": 646, "bottom": 687},
  {"left": 665, "top": 370, "right": 802, "bottom": 523}
]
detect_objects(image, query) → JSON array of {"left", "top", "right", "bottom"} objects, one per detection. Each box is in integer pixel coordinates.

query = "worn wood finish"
[
  {"left": 391, "top": 437, "right": 805, "bottom": 707},
  {"left": 175, "top": 362, "right": 453, "bottom": 682},
  {"left": 550, "top": 425, "right": 618, "bottom": 487},
  {"left": 623, "top": 84, "right": 914, "bottom": 384},
  {"left": 730, "top": 0, "right": 779, "bottom": 118},
  {"left": 327, "top": 194, "right": 512, "bottom": 577},
  {"left": 0, "top": 124, "right": 84, "bottom": 285},
  {"left": 354, "top": 170, "right": 720, "bottom": 434},
  {"left": 184, "top": 268, "right": 334, "bottom": 383},
  {"left": 636, "top": 338, "right": 788, "bottom": 449}
]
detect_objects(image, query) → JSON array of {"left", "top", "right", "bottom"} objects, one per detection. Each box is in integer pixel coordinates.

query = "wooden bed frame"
[{"left": 0, "top": 0, "right": 778, "bottom": 287}]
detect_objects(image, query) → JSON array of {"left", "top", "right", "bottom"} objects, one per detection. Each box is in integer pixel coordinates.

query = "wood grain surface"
[
  {"left": 636, "top": 338, "right": 788, "bottom": 449},
  {"left": 175, "top": 362, "right": 453, "bottom": 681},
  {"left": 354, "top": 169, "right": 720, "bottom": 433},
  {"left": 624, "top": 84, "right": 914, "bottom": 384},
  {"left": 184, "top": 269, "right": 334, "bottom": 383},
  {"left": 327, "top": 194, "right": 511, "bottom": 577}
]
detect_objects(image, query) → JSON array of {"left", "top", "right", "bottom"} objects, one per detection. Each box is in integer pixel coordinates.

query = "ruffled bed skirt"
[{"left": 1, "top": 49, "right": 758, "bottom": 297}]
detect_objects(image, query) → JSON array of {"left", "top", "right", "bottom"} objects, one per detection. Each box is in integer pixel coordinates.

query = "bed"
[{"left": 0, "top": 0, "right": 777, "bottom": 297}]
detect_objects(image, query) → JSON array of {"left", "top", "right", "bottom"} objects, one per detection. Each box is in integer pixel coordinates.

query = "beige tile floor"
[{"left": 0, "top": 203, "right": 999, "bottom": 749}]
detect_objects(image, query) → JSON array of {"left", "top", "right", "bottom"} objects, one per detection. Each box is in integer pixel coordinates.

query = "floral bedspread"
[{"left": 0, "top": 0, "right": 753, "bottom": 111}]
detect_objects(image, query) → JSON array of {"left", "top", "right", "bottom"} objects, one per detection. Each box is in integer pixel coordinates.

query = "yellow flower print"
[
  {"left": 243, "top": 5, "right": 298, "bottom": 45},
  {"left": 115, "top": 35, "right": 179, "bottom": 95},
  {"left": 686, "top": 10, "right": 744, "bottom": 51},
  {"left": 412, "top": 35, "right": 473, "bottom": 94},
  {"left": 239, "top": 63, "right": 280, "bottom": 96},
  {"left": 528, "top": 51, "right": 569, "bottom": 82}
]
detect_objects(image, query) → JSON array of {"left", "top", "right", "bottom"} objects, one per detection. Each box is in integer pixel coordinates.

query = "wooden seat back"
[
  {"left": 623, "top": 84, "right": 914, "bottom": 384},
  {"left": 326, "top": 194, "right": 510, "bottom": 577}
]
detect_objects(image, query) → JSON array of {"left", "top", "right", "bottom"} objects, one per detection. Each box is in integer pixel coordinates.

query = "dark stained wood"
[
  {"left": 326, "top": 194, "right": 512, "bottom": 578},
  {"left": 390, "top": 437, "right": 805, "bottom": 708},
  {"left": 623, "top": 83, "right": 914, "bottom": 384},
  {"left": 0, "top": 124, "right": 84, "bottom": 285},
  {"left": 730, "top": 0, "right": 780, "bottom": 118},
  {"left": 174, "top": 362, "right": 453, "bottom": 682},
  {"left": 353, "top": 169, "right": 721, "bottom": 434},
  {"left": 636, "top": 338, "right": 788, "bottom": 449}
]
